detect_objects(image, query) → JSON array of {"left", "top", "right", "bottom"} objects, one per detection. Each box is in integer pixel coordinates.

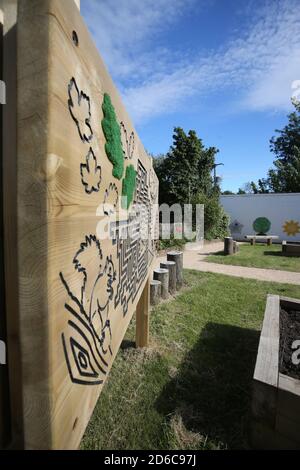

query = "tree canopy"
[
  {"left": 153, "top": 127, "right": 229, "bottom": 239},
  {"left": 251, "top": 101, "right": 300, "bottom": 193},
  {"left": 153, "top": 127, "right": 218, "bottom": 206}
]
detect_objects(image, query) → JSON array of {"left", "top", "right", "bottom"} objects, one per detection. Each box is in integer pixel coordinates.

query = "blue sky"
[{"left": 82, "top": 0, "right": 300, "bottom": 192}]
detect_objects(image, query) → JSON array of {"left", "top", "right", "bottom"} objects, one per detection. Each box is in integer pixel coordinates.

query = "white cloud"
[
  {"left": 83, "top": 0, "right": 300, "bottom": 124},
  {"left": 82, "top": 0, "right": 197, "bottom": 82}
]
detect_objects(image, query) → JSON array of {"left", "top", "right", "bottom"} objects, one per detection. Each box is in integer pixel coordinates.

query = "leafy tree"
[
  {"left": 222, "top": 190, "right": 235, "bottom": 195},
  {"left": 237, "top": 182, "right": 253, "bottom": 194},
  {"left": 251, "top": 101, "right": 300, "bottom": 193},
  {"left": 153, "top": 127, "right": 217, "bottom": 206},
  {"left": 153, "top": 127, "right": 229, "bottom": 239}
]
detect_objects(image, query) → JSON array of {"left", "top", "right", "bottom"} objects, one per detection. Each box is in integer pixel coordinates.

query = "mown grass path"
[{"left": 81, "top": 270, "right": 300, "bottom": 450}]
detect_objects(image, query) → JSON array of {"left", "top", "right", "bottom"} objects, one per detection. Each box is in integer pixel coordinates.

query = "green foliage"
[
  {"left": 193, "top": 192, "right": 230, "bottom": 240},
  {"left": 251, "top": 101, "right": 300, "bottom": 193},
  {"left": 153, "top": 127, "right": 218, "bottom": 206},
  {"left": 253, "top": 217, "right": 271, "bottom": 235},
  {"left": 121, "top": 164, "right": 136, "bottom": 209},
  {"left": 158, "top": 236, "right": 187, "bottom": 251},
  {"left": 101, "top": 93, "right": 124, "bottom": 180},
  {"left": 222, "top": 190, "right": 235, "bottom": 195},
  {"left": 154, "top": 127, "right": 228, "bottom": 240}
]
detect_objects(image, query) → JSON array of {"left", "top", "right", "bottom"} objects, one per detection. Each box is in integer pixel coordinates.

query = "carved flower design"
[
  {"left": 80, "top": 148, "right": 102, "bottom": 194},
  {"left": 68, "top": 77, "right": 93, "bottom": 143}
]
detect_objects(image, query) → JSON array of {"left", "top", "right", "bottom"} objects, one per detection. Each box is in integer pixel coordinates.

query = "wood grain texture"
[
  {"left": 136, "top": 277, "right": 150, "bottom": 348},
  {"left": 15, "top": 0, "right": 158, "bottom": 449},
  {"left": 253, "top": 294, "right": 280, "bottom": 387}
]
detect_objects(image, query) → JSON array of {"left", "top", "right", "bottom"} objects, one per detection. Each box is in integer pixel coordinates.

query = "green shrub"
[
  {"left": 159, "top": 236, "right": 187, "bottom": 251},
  {"left": 193, "top": 192, "right": 230, "bottom": 240}
]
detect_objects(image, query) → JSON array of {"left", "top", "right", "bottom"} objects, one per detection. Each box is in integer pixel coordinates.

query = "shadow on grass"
[
  {"left": 120, "top": 339, "right": 136, "bottom": 350},
  {"left": 263, "top": 251, "right": 284, "bottom": 257},
  {"left": 208, "top": 250, "right": 226, "bottom": 257},
  {"left": 156, "top": 322, "right": 260, "bottom": 449}
]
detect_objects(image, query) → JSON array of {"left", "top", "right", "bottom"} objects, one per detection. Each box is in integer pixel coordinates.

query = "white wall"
[{"left": 220, "top": 193, "right": 300, "bottom": 242}]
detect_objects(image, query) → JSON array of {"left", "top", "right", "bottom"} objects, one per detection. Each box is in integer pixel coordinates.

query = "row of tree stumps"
[{"left": 151, "top": 251, "right": 183, "bottom": 305}]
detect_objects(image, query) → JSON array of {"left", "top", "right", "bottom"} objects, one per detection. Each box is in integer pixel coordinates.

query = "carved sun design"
[
  {"left": 80, "top": 148, "right": 102, "bottom": 194},
  {"left": 282, "top": 220, "right": 300, "bottom": 237}
]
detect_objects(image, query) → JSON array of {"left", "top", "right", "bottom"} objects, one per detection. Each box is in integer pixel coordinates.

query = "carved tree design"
[
  {"left": 101, "top": 93, "right": 124, "bottom": 180},
  {"left": 122, "top": 164, "right": 136, "bottom": 210}
]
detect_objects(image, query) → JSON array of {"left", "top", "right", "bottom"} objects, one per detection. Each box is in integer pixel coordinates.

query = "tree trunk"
[
  {"left": 153, "top": 268, "right": 169, "bottom": 299},
  {"left": 224, "top": 237, "right": 234, "bottom": 255},
  {"left": 150, "top": 280, "right": 161, "bottom": 306},
  {"left": 160, "top": 261, "right": 176, "bottom": 295},
  {"left": 167, "top": 251, "right": 183, "bottom": 289}
]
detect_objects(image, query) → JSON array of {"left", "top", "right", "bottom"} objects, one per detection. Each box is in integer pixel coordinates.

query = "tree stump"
[
  {"left": 224, "top": 237, "right": 234, "bottom": 255},
  {"left": 160, "top": 261, "right": 176, "bottom": 294},
  {"left": 167, "top": 251, "right": 183, "bottom": 289},
  {"left": 233, "top": 241, "right": 239, "bottom": 254},
  {"left": 153, "top": 268, "right": 169, "bottom": 299},
  {"left": 150, "top": 280, "right": 161, "bottom": 306}
]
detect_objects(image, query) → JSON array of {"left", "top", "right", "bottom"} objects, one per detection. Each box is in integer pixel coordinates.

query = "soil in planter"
[{"left": 279, "top": 308, "right": 300, "bottom": 380}]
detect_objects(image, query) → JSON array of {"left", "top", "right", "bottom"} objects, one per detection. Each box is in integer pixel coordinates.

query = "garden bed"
[
  {"left": 282, "top": 241, "right": 300, "bottom": 257},
  {"left": 252, "top": 295, "right": 300, "bottom": 449}
]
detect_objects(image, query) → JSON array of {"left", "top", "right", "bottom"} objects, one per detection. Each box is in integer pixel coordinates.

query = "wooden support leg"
[
  {"left": 136, "top": 277, "right": 150, "bottom": 348},
  {"left": 267, "top": 238, "right": 272, "bottom": 246},
  {"left": 251, "top": 238, "right": 255, "bottom": 246}
]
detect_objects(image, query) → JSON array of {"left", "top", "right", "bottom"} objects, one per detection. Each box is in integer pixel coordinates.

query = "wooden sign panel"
[{"left": 12, "top": 0, "right": 158, "bottom": 449}]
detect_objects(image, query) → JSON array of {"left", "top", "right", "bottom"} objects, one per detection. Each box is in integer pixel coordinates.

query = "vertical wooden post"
[
  {"left": 224, "top": 237, "right": 234, "bottom": 255},
  {"left": 136, "top": 276, "right": 150, "bottom": 348},
  {"left": 2, "top": 0, "right": 23, "bottom": 449}
]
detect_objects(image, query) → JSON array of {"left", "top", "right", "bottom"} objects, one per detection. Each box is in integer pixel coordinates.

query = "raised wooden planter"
[
  {"left": 282, "top": 241, "right": 300, "bottom": 257},
  {"left": 251, "top": 294, "right": 300, "bottom": 449}
]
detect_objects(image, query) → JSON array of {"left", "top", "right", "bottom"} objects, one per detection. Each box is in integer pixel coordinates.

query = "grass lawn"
[
  {"left": 81, "top": 270, "right": 300, "bottom": 450},
  {"left": 205, "top": 243, "right": 300, "bottom": 272}
]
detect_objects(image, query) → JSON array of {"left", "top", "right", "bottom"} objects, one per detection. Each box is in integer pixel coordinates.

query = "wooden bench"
[{"left": 245, "top": 235, "right": 279, "bottom": 246}]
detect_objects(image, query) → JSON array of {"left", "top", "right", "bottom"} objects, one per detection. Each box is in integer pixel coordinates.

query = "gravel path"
[{"left": 157, "top": 241, "right": 300, "bottom": 286}]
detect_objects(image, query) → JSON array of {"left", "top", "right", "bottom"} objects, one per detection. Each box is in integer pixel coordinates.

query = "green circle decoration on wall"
[{"left": 253, "top": 217, "right": 271, "bottom": 235}]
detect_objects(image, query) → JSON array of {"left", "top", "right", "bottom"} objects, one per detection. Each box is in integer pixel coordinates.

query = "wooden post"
[
  {"left": 150, "top": 280, "right": 161, "bottom": 306},
  {"left": 251, "top": 237, "right": 256, "bottom": 246},
  {"left": 136, "top": 277, "right": 150, "bottom": 348},
  {"left": 267, "top": 238, "right": 272, "bottom": 246},
  {"left": 167, "top": 251, "right": 183, "bottom": 289},
  {"left": 233, "top": 241, "right": 239, "bottom": 254},
  {"left": 2, "top": 0, "right": 23, "bottom": 449},
  {"left": 224, "top": 237, "right": 234, "bottom": 255},
  {"left": 160, "top": 261, "right": 176, "bottom": 294},
  {"left": 153, "top": 268, "right": 169, "bottom": 299},
  {"left": 0, "top": 6, "right": 10, "bottom": 450}
]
